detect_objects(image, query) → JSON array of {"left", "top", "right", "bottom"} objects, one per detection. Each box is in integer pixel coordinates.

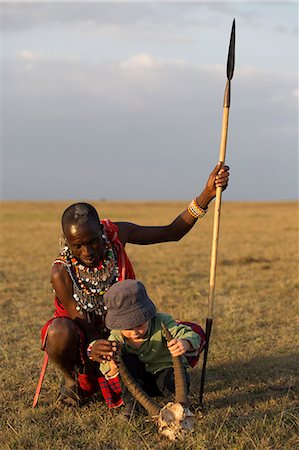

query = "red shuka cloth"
[{"left": 41, "top": 219, "right": 135, "bottom": 408}]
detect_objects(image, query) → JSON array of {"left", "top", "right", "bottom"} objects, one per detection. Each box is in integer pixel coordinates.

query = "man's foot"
[{"left": 56, "top": 383, "right": 81, "bottom": 407}]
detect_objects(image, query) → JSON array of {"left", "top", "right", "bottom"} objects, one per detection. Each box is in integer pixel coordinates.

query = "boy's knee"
[{"left": 156, "top": 367, "right": 190, "bottom": 397}]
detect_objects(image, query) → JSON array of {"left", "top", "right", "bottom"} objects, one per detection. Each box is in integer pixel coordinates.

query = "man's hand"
[
  {"left": 205, "top": 163, "right": 230, "bottom": 198},
  {"left": 167, "top": 338, "right": 193, "bottom": 357},
  {"left": 89, "top": 339, "right": 117, "bottom": 363}
]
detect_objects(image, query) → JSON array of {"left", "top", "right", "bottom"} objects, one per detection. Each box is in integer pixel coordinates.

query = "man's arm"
[{"left": 116, "top": 163, "right": 229, "bottom": 245}]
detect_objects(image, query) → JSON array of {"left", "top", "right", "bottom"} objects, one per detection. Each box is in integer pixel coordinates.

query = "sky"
[{"left": 1, "top": 2, "right": 298, "bottom": 201}]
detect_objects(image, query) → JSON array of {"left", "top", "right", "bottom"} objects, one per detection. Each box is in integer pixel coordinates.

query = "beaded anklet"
[{"left": 187, "top": 199, "right": 207, "bottom": 219}]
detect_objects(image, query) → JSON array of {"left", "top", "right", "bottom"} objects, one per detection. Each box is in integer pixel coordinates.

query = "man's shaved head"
[{"left": 62, "top": 203, "right": 100, "bottom": 235}]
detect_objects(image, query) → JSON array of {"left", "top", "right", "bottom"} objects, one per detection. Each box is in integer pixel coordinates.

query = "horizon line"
[{"left": 1, "top": 198, "right": 298, "bottom": 204}]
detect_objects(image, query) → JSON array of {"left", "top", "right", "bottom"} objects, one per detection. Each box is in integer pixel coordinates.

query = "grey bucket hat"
[{"left": 104, "top": 279, "right": 156, "bottom": 330}]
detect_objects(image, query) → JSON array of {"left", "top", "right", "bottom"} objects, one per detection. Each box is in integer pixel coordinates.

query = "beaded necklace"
[{"left": 53, "top": 232, "right": 119, "bottom": 322}]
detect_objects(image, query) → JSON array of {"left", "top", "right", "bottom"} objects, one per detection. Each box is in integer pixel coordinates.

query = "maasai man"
[{"left": 41, "top": 163, "right": 229, "bottom": 406}]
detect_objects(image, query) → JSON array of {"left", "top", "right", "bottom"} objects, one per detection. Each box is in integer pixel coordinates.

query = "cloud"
[
  {"left": 2, "top": 3, "right": 298, "bottom": 200},
  {"left": 1, "top": 4, "right": 175, "bottom": 32},
  {"left": 0, "top": 3, "right": 264, "bottom": 34},
  {"left": 119, "top": 53, "right": 185, "bottom": 70},
  {"left": 2, "top": 53, "right": 297, "bottom": 200},
  {"left": 4, "top": 52, "right": 296, "bottom": 116},
  {"left": 120, "top": 53, "right": 157, "bottom": 70},
  {"left": 273, "top": 25, "right": 299, "bottom": 35},
  {"left": 0, "top": 3, "right": 204, "bottom": 49},
  {"left": 18, "top": 50, "right": 42, "bottom": 61}
]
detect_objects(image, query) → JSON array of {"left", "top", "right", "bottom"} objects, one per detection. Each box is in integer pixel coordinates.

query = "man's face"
[{"left": 64, "top": 221, "right": 104, "bottom": 267}]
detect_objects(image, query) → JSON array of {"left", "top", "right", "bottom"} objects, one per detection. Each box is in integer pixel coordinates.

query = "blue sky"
[{"left": 1, "top": 2, "right": 298, "bottom": 201}]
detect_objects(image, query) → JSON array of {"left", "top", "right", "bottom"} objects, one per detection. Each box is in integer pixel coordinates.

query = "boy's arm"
[
  {"left": 100, "top": 359, "right": 119, "bottom": 379},
  {"left": 99, "top": 331, "right": 122, "bottom": 378},
  {"left": 167, "top": 338, "right": 195, "bottom": 357},
  {"left": 162, "top": 315, "right": 201, "bottom": 356}
]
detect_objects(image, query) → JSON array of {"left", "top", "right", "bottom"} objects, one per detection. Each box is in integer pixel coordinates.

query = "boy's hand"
[
  {"left": 167, "top": 338, "right": 192, "bottom": 357},
  {"left": 106, "top": 359, "right": 119, "bottom": 378}
]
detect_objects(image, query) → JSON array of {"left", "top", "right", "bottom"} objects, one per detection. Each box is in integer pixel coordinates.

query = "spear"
[{"left": 199, "top": 19, "right": 236, "bottom": 404}]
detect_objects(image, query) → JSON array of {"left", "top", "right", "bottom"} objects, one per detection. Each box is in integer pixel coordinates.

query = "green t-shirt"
[{"left": 100, "top": 312, "right": 201, "bottom": 375}]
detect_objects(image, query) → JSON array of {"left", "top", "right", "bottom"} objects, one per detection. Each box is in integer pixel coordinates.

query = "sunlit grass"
[{"left": 0, "top": 201, "right": 298, "bottom": 449}]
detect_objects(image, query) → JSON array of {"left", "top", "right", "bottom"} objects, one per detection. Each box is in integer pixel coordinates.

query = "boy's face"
[{"left": 121, "top": 321, "right": 149, "bottom": 340}]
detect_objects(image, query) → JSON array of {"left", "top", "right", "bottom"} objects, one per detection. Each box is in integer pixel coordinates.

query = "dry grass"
[{"left": 0, "top": 200, "right": 298, "bottom": 449}]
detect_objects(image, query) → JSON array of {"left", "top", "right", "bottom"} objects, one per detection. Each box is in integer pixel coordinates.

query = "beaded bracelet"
[
  {"left": 187, "top": 199, "right": 208, "bottom": 219},
  {"left": 105, "top": 371, "right": 119, "bottom": 381},
  {"left": 87, "top": 340, "right": 97, "bottom": 360}
]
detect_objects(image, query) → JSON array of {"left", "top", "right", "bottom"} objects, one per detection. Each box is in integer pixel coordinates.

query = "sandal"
[{"left": 56, "top": 383, "right": 81, "bottom": 407}]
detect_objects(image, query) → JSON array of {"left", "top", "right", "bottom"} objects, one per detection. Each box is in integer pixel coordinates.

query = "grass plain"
[{"left": 0, "top": 200, "right": 298, "bottom": 450}]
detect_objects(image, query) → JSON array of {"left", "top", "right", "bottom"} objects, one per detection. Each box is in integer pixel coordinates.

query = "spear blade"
[
  {"left": 227, "top": 19, "right": 235, "bottom": 81},
  {"left": 223, "top": 19, "right": 236, "bottom": 108}
]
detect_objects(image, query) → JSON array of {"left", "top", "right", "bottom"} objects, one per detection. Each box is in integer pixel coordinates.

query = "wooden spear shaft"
[{"left": 199, "top": 19, "right": 235, "bottom": 404}]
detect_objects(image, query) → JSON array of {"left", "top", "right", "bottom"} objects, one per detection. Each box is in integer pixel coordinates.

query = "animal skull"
[
  {"left": 118, "top": 322, "right": 196, "bottom": 441},
  {"left": 158, "top": 401, "right": 195, "bottom": 441}
]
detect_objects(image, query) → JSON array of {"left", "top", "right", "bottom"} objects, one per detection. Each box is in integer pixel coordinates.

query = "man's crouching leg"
[{"left": 45, "top": 318, "right": 81, "bottom": 405}]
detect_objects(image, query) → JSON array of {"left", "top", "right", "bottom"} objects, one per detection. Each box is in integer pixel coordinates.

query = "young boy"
[{"left": 98, "top": 279, "right": 202, "bottom": 415}]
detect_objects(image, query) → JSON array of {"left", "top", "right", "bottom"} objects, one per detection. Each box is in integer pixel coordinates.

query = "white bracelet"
[
  {"left": 104, "top": 371, "right": 119, "bottom": 380},
  {"left": 187, "top": 199, "right": 207, "bottom": 219}
]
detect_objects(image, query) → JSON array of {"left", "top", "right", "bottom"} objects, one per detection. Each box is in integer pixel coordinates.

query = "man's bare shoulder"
[{"left": 51, "top": 261, "right": 70, "bottom": 284}]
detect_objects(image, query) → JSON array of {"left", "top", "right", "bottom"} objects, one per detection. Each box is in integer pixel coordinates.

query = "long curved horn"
[
  {"left": 161, "top": 322, "right": 188, "bottom": 405},
  {"left": 118, "top": 355, "right": 160, "bottom": 417}
]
